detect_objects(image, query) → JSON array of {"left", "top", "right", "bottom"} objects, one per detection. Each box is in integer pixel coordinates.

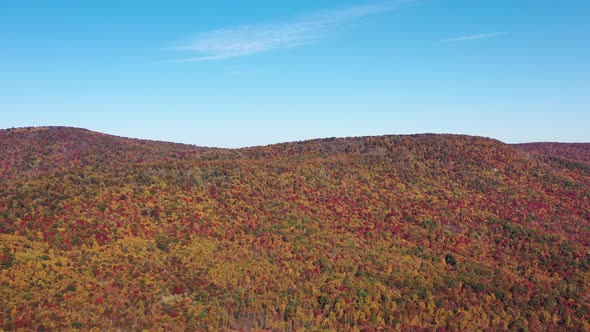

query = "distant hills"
[
  {"left": 1, "top": 127, "right": 588, "bottom": 331},
  {"left": 515, "top": 142, "right": 590, "bottom": 163}
]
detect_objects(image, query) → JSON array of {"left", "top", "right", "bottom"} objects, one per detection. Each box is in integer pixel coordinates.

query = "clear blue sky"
[{"left": 1, "top": 0, "right": 589, "bottom": 148}]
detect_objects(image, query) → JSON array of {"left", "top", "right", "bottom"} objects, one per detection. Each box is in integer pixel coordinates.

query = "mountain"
[
  {"left": 1, "top": 127, "right": 589, "bottom": 331},
  {"left": 0, "top": 126, "right": 212, "bottom": 180},
  {"left": 514, "top": 142, "right": 590, "bottom": 163}
]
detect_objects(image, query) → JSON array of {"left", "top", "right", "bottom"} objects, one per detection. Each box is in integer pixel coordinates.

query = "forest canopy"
[{"left": 1, "top": 127, "right": 589, "bottom": 331}]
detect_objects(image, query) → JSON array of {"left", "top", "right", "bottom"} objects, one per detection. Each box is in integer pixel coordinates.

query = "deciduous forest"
[{"left": 1, "top": 127, "right": 589, "bottom": 331}]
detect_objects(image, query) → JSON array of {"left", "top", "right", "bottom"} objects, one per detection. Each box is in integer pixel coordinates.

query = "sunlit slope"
[{"left": 1, "top": 128, "right": 588, "bottom": 330}]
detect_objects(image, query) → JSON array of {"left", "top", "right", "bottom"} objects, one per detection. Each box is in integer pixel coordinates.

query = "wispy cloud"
[
  {"left": 169, "top": 3, "right": 399, "bottom": 62},
  {"left": 441, "top": 32, "right": 507, "bottom": 43}
]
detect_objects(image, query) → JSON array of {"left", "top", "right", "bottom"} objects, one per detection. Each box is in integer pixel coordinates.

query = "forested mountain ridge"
[
  {"left": 1, "top": 127, "right": 589, "bottom": 331},
  {"left": 0, "top": 126, "right": 212, "bottom": 180},
  {"left": 514, "top": 142, "right": 590, "bottom": 163}
]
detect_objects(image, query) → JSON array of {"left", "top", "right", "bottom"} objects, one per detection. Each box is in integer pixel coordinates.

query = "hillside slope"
[
  {"left": 1, "top": 128, "right": 589, "bottom": 331},
  {"left": 0, "top": 126, "right": 212, "bottom": 180},
  {"left": 514, "top": 142, "right": 590, "bottom": 163}
]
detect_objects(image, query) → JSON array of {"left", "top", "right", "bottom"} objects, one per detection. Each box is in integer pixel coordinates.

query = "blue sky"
[{"left": 1, "top": 0, "right": 589, "bottom": 147}]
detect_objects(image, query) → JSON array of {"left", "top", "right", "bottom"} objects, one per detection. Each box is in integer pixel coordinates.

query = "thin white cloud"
[
  {"left": 169, "top": 3, "right": 398, "bottom": 62},
  {"left": 224, "top": 70, "right": 247, "bottom": 76},
  {"left": 441, "top": 32, "right": 507, "bottom": 43}
]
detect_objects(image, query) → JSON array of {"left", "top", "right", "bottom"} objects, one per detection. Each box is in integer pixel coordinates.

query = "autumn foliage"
[{"left": 1, "top": 127, "right": 589, "bottom": 331}]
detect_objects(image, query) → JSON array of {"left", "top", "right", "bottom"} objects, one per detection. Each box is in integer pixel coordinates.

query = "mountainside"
[
  {"left": 0, "top": 126, "right": 212, "bottom": 180},
  {"left": 1, "top": 127, "right": 589, "bottom": 331},
  {"left": 514, "top": 142, "right": 590, "bottom": 163}
]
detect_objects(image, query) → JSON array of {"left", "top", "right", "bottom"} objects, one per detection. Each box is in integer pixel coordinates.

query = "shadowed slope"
[{"left": 0, "top": 126, "right": 212, "bottom": 179}]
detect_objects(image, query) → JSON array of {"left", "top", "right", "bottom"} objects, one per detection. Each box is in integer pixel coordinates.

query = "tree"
[{"left": 445, "top": 254, "right": 457, "bottom": 267}]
